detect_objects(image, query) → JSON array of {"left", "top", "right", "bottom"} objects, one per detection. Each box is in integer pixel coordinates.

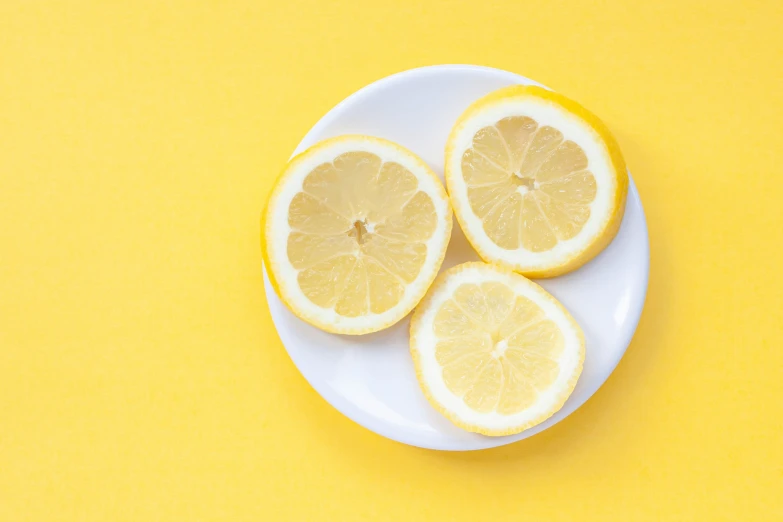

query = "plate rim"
[{"left": 264, "top": 64, "right": 650, "bottom": 451}]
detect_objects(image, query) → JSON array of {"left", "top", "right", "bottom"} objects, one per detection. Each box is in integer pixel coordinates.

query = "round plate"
[{"left": 263, "top": 65, "right": 649, "bottom": 451}]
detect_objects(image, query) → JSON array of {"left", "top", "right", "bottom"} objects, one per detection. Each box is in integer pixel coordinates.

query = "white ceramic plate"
[{"left": 263, "top": 65, "right": 649, "bottom": 451}]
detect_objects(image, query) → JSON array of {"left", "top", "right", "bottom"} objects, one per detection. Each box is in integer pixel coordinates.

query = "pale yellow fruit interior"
[
  {"left": 433, "top": 282, "right": 564, "bottom": 414},
  {"left": 287, "top": 152, "right": 437, "bottom": 317},
  {"left": 463, "top": 117, "right": 597, "bottom": 252}
]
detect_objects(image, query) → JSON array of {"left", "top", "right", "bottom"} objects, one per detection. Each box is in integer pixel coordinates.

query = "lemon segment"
[
  {"left": 410, "top": 262, "right": 584, "bottom": 436},
  {"left": 264, "top": 135, "right": 452, "bottom": 335},
  {"left": 445, "top": 86, "right": 628, "bottom": 278}
]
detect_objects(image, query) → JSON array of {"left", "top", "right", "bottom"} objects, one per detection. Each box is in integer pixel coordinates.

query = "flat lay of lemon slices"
[{"left": 263, "top": 86, "right": 627, "bottom": 436}]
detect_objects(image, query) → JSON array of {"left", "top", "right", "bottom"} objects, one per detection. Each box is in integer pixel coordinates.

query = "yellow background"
[{"left": 2, "top": 1, "right": 782, "bottom": 520}]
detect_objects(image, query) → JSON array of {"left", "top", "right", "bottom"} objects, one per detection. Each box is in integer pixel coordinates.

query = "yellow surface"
[{"left": 1, "top": 1, "right": 781, "bottom": 520}]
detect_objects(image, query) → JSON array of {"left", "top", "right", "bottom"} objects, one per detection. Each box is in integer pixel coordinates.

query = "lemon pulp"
[
  {"left": 463, "top": 117, "right": 597, "bottom": 252},
  {"left": 433, "top": 281, "right": 564, "bottom": 414},
  {"left": 287, "top": 152, "right": 438, "bottom": 317}
]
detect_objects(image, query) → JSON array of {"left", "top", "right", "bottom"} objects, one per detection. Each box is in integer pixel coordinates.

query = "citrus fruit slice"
[
  {"left": 263, "top": 135, "right": 452, "bottom": 335},
  {"left": 445, "top": 85, "right": 628, "bottom": 277},
  {"left": 410, "top": 262, "right": 584, "bottom": 436}
]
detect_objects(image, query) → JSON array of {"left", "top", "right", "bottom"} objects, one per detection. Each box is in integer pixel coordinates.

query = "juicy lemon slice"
[
  {"left": 410, "top": 262, "right": 584, "bottom": 436},
  {"left": 445, "top": 85, "right": 628, "bottom": 277},
  {"left": 263, "top": 135, "right": 452, "bottom": 335}
]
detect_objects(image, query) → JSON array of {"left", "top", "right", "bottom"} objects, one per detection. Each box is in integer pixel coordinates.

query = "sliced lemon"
[
  {"left": 263, "top": 135, "right": 452, "bottom": 335},
  {"left": 445, "top": 85, "right": 628, "bottom": 278},
  {"left": 410, "top": 262, "right": 584, "bottom": 436}
]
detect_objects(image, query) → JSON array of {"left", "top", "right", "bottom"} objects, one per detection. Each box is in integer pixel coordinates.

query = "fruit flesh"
[
  {"left": 287, "top": 152, "right": 437, "bottom": 316},
  {"left": 433, "top": 281, "right": 564, "bottom": 414},
  {"left": 463, "top": 116, "right": 598, "bottom": 252}
]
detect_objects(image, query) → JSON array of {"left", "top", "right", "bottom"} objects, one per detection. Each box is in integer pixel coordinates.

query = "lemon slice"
[
  {"left": 263, "top": 135, "right": 452, "bottom": 335},
  {"left": 410, "top": 262, "right": 584, "bottom": 436},
  {"left": 445, "top": 86, "right": 628, "bottom": 277}
]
